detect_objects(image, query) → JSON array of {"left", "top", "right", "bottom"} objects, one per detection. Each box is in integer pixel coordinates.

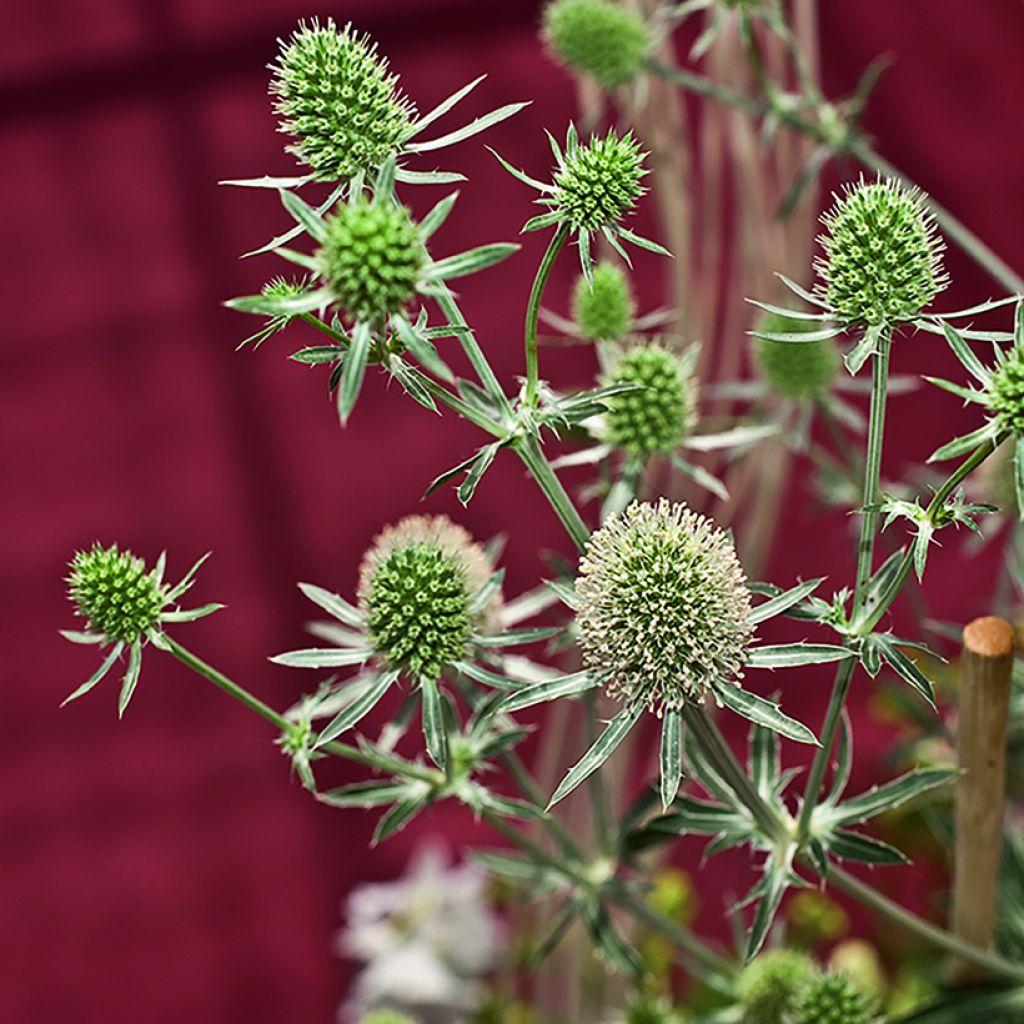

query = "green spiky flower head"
[
  {"left": 574, "top": 262, "right": 636, "bottom": 342},
  {"left": 792, "top": 973, "right": 874, "bottom": 1024},
  {"left": 554, "top": 130, "right": 647, "bottom": 231},
  {"left": 543, "top": 0, "right": 650, "bottom": 89},
  {"left": 735, "top": 949, "right": 816, "bottom": 1024},
  {"left": 576, "top": 500, "right": 753, "bottom": 709},
  {"left": 68, "top": 543, "right": 166, "bottom": 644},
  {"left": 316, "top": 198, "right": 426, "bottom": 320},
  {"left": 359, "top": 1011, "right": 418, "bottom": 1024},
  {"left": 816, "top": 177, "right": 947, "bottom": 326},
  {"left": 988, "top": 345, "right": 1024, "bottom": 435},
  {"left": 270, "top": 18, "right": 415, "bottom": 182},
  {"left": 604, "top": 343, "right": 697, "bottom": 457},
  {"left": 358, "top": 515, "right": 495, "bottom": 678},
  {"left": 754, "top": 311, "right": 839, "bottom": 399}
]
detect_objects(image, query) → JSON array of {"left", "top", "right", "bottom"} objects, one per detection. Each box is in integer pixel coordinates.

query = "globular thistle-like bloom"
[
  {"left": 576, "top": 500, "right": 753, "bottom": 710},
  {"left": 542, "top": 0, "right": 650, "bottom": 90},
  {"left": 270, "top": 18, "right": 415, "bottom": 182},
  {"left": 792, "top": 973, "right": 874, "bottom": 1024},
  {"left": 988, "top": 343, "right": 1024, "bottom": 435},
  {"left": 604, "top": 343, "right": 697, "bottom": 457},
  {"left": 735, "top": 949, "right": 816, "bottom": 1024},
  {"left": 62, "top": 544, "right": 219, "bottom": 715},
  {"left": 554, "top": 130, "right": 647, "bottom": 232},
  {"left": 815, "top": 176, "right": 947, "bottom": 327},
  {"left": 358, "top": 515, "right": 495, "bottom": 678},
  {"left": 753, "top": 310, "right": 840, "bottom": 400},
  {"left": 573, "top": 262, "right": 636, "bottom": 342},
  {"left": 317, "top": 197, "right": 427, "bottom": 320}
]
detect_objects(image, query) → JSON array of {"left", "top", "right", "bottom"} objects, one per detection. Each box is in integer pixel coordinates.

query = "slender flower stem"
[
  {"left": 797, "top": 332, "right": 892, "bottom": 839},
  {"left": 517, "top": 435, "right": 591, "bottom": 552},
  {"left": 524, "top": 223, "right": 571, "bottom": 408}
]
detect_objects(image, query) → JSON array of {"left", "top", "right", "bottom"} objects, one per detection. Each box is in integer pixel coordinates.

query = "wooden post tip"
[{"left": 963, "top": 616, "right": 1015, "bottom": 659}]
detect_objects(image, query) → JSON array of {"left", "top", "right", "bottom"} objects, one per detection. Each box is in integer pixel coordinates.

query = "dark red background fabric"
[{"left": 3, "top": 2, "right": 1023, "bottom": 1021}]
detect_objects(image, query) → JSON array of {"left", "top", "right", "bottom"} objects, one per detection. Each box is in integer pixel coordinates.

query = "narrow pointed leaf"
[
  {"left": 61, "top": 643, "right": 124, "bottom": 706},
  {"left": 928, "top": 421, "right": 999, "bottom": 463},
  {"left": 270, "top": 647, "right": 372, "bottom": 668},
  {"left": 749, "top": 578, "right": 824, "bottom": 625},
  {"left": 710, "top": 679, "right": 818, "bottom": 745},
  {"left": 829, "top": 829, "right": 909, "bottom": 865},
  {"left": 298, "top": 582, "right": 364, "bottom": 627},
  {"left": 746, "top": 643, "right": 853, "bottom": 669},
  {"left": 829, "top": 767, "right": 957, "bottom": 826},
  {"left": 427, "top": 243, "right": 519, "bottom": 281},
  {"left": 420, "top": 675, "right": 448, "bottom": 768},
  {"left": 315, "top": 671, "right": 397, "bottom": 747},
  {"left": 659, "top": 708, "right": 683, "bottom": 809},
  {"left": 117, "top": 641, "right": 143, "bottom": 717},
  {"left": 941, "top": 321, "right": 990, "bottom": 383},
  {"left": 279, "top": 189, "right": 327, "bottom": 242},
  {"left": 409, "top": 102, "right": 529, "bottom": 153}
]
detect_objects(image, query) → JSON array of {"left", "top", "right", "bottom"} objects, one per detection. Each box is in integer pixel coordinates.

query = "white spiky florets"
[{"left": 576, "top": 500, "right": 753, "bottom": 709}]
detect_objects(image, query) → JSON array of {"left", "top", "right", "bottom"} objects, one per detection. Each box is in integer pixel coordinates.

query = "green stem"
[
  {"left": 797, "top": 332, "right": 892, "bottom": 839},
  {"left": 524, "top": 223, "right": 570, "bottom": 408},
  {"left": 517, "top": 435, "right": 591, "bottom": 552},
  {"left": 826, "top": 864, "right": 1024, "bottom": 984}
]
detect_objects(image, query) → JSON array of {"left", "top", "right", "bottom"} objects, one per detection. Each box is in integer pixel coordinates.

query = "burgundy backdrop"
[{"left": 3, "top": 2, "right": 1023, "bottom": 1021}]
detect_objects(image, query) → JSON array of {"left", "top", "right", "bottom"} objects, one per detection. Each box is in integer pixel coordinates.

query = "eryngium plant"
[{"left": 59, "top": 10, "right": 1024, "bottom": 1023}]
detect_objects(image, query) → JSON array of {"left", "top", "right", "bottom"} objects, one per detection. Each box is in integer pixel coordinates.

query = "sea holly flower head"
[
  {"left": 270, "top": 19, "right": 415, "bottom": 183},
  {"left": 358, "top": 515, "right": 496, "bottom": 678},
  {"left": 576, "top": 500, "right": 753, "bottom": 710},
  {"left": 317, "top": 197, "right": 427, "bottom": 320},
  {"left": 815, "top": 176, "right": 947, "bottom": 328},
  {"left": 792, "top": 972, "right": 874, "bottom": 1024},
  {"left": 603, "top": 343, "right": 697, "bottom": 458},
  {"left": 735, "top": 948, "right": 816, "bottom": 1024},
  {"left": 987, "top": 342, "right": 1024, "bottom": 435},
  {"left": 573, "top": 262, "right": 636, "bottom": 342},
  {"left": 61, "top": 544, "right": 220, "bottom": 716},
  {"left": 542, "top": 0, "right": 651, "bottom": 90},
  {"left": 754, "top": 310, "right": 839, "bottom": 400}
]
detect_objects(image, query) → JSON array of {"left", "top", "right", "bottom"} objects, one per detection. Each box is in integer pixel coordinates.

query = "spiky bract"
[
  {"left": 988, "top": 346, "right": 1024, "bottom": 435},
  {"left": 754, "top": 312, "right": 839, "bottom": 399},
  {"left": 605, "top": 344, "right": 696, "bottom": 457},
  {"left": 554, "top": 131, "right": 647, "bottom": 231},
  {"left": 792, "top": 973, "right": 874, "bottom": 1024},
  {"left": 543, "top": 0, "right": 650, "bottom": 89},
  {"left": 270, "top": 19, "right": 414, "bottom": 182},
  {"left": 358, "top": 516, "right": 493, "bottom": 678},
  {"left": 67, "top": 543, "right": 165, "bottom": 644},
  {"left": 576, "top": 500, "right": 753, "bottom": 709},
  {"left": 735, "top": 949, "right": 816, "bottom": 1024},
  {"left": 317, "top": 199, "right": 426, "bottom": 320},
  {"left": 816, "top": 177, "right": 946, "bottom": 326},
  {"left": 574, "top": 262, "right": 636, "bottom": 342}
]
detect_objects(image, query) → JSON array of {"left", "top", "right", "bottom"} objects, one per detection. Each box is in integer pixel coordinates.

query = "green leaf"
[
  {"left": 875, "top": 635, "right": 937, "bottom": 707},
  {"left": 928, "top": 421, "right": 999, "bottom": 463},
  {"left": 458, "top": 442, "right": 499, "bottom": 505},
  {"left": 582, "top": 901, "right": 643, "bottom": 976},
  {"left": 828, "top": 828, "right": 909, "bottom": 865},
  {"left": 497, "top": 670, "right": 599, "bottom": 715},
  {"left": 394, "top": 167, "right": 465, "bottom": 185},
  {"left": 659, "top": 707, "right": 683, "bottom": 809},
  {"left": 616, "top": 226, "right": 672, "bottom": 258},
  {"left": 297, "top": 582, "right": 364, "bottom": 627},
  {"left": 60, "top": 630, "right": 103, "bottom": 645},
  {"left": 117, "top": 640, "right": 143, "bottom": 718},
  {"left": 684, "top": 423, "right": 779, "bottom": 452},
  {"left": 409, "top": 75, "right": 485, "bottom": 134},
  {"left": 752, "top": 325, "right": 843, "bottom": 343},
  {"left": 487, "top": 147, "right": 552, "bottom": 193},
  {"left": 61, "top": 642, "right": 124, "bottom": 706},
  {"left": 427, "top": 243, "right": 520, "bottom": 281},
  {"left": 827, "top": 767, "right": 957, "bottom": 826},
  {"left": 473, "top": 626, "right": 561, "bottom": 648},
  {"left": 844, "top": 324, "right": 882, "bottom": 375},
  {"left": 419, "top": 192, "right": 459, "bottom": 240},
  {"left": 471, "top": 849, "right": 544, "bottom": 881},
  {"left": 409, "top": 101, "right": 530, "bottom": 153},
  {"left": 389, "top": 357, "right": 439, "bottom": 413},
  {"left": 270, "top": 647, "right": 372, "bottom": 668},
  {"left": 390, "top": 316, "right": 453, "bottom": 382},
  {"left": 746, "top": 643, "right": 853, "bottom": 669},
  {"left": 243, "top": 183, "right": 344, "bottom": 258},
  {"left": 226, "top": 288, "right": 332, "bottom": 318},
  {"left": 646, "top": 796, "right": 740, "bottom": 837},
  {"left": 160, "top": 603, "right": 224, "bottom": 622},
  {"left": 746, "top": 848, "right": 795, "bottom": 960},
  {"left": 372, "top": 797, "right": 426, "bottom": 845},
  {"left": 319, "top": 780, "right": 412, "bottom": 808},
  {"left": 670, "top": 454, "right": 729, "bottom": 502},
  {"left": 279, "top": 189, "right": 328, "bottom": 243},
  {"left": 454, "top": 660, "right": 521, "bottom": 692},
  {"left": 710, "top": 679, "right": 818, "bottom": 745},
  {"left": 749, "top": 722, "right": 780, "bottom": 796},
  {"left": 315, "top": 671, "right": 397, "bottom": 747},
  {"left": 940, "top": 321, "right": 990, "bottom": 384},
  {"left": 337, "top": 320, "right": 372, "bottom": 423},
  {"left": 522, "top": 211, "right": 562, "bottom": 233},
  {"left": 826, "top": 711, "right": 853, "bottom": 805},
  {"left": 749, "top": 577, "right": 824, "bottom": 625},
  {"left": 548, "top": 704, "right": 644, "bottom": 808},
  {"left": 289, "top": 345, "right": 345, "bottom": 365},
  {"left": 419, "top": 675, "right": 448, "bottom": 769}
]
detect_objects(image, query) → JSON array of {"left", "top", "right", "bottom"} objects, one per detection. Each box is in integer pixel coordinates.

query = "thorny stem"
[
  {"left": 797, "top": 331, "right": 892, "bottom": 840},
  {"left": 524, "top": 223, "right": 571, "bottom": 407}
]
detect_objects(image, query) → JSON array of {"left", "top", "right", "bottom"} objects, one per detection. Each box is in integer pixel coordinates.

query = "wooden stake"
[{"left": 949, "top": 615, "right": 1015, "bottom": 984}]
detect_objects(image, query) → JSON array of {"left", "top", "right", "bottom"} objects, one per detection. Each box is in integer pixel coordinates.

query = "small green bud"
[
  {"left": 359, "top": 1011, "right": 418, "bottom": 1024},
  {"left": 576, "top": 500, "right": 753, "bottom": 710},
  {"left": 317, "top": 198, "right": 426, "bottom": 320},
  {"left": 543, "top": 0, "right": 650, "bottom": 90},
  {"left": 358, "top": 515, "right": 495, "bottom": 678},
  {"left": 270, "top": 19, "right": 414, "bottom": 182},
  {"left": 735, "top": 949, "right": 816, "bottom": 1024},
  {"left": 573, "top": 262, "right": 636, "bottom": 342},
  {"left": 555, "top": 130, "right": 647, "bottom": 231},
  {"left": 816, "top": 177, "right": 946, "bottom": 327},
  {"left": 988, "top": 346, "right": 1024, "bottom": 435},
  {"left": 792, "top": 973, "right": 874, "bottom": 1024},
  {"left": 605, "top": 344, "right": 696, "bottom": 458},
  {"left": 754, "top": 312, "right": 839, "bottom": 399},
  {"left": 67, "top": 543, "right": 166, "bottom": 644}
]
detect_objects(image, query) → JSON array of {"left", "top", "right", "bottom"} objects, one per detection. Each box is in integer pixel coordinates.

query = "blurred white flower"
[{"left": 338, "top": 843, "right": 503, "bottom": 1023}]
